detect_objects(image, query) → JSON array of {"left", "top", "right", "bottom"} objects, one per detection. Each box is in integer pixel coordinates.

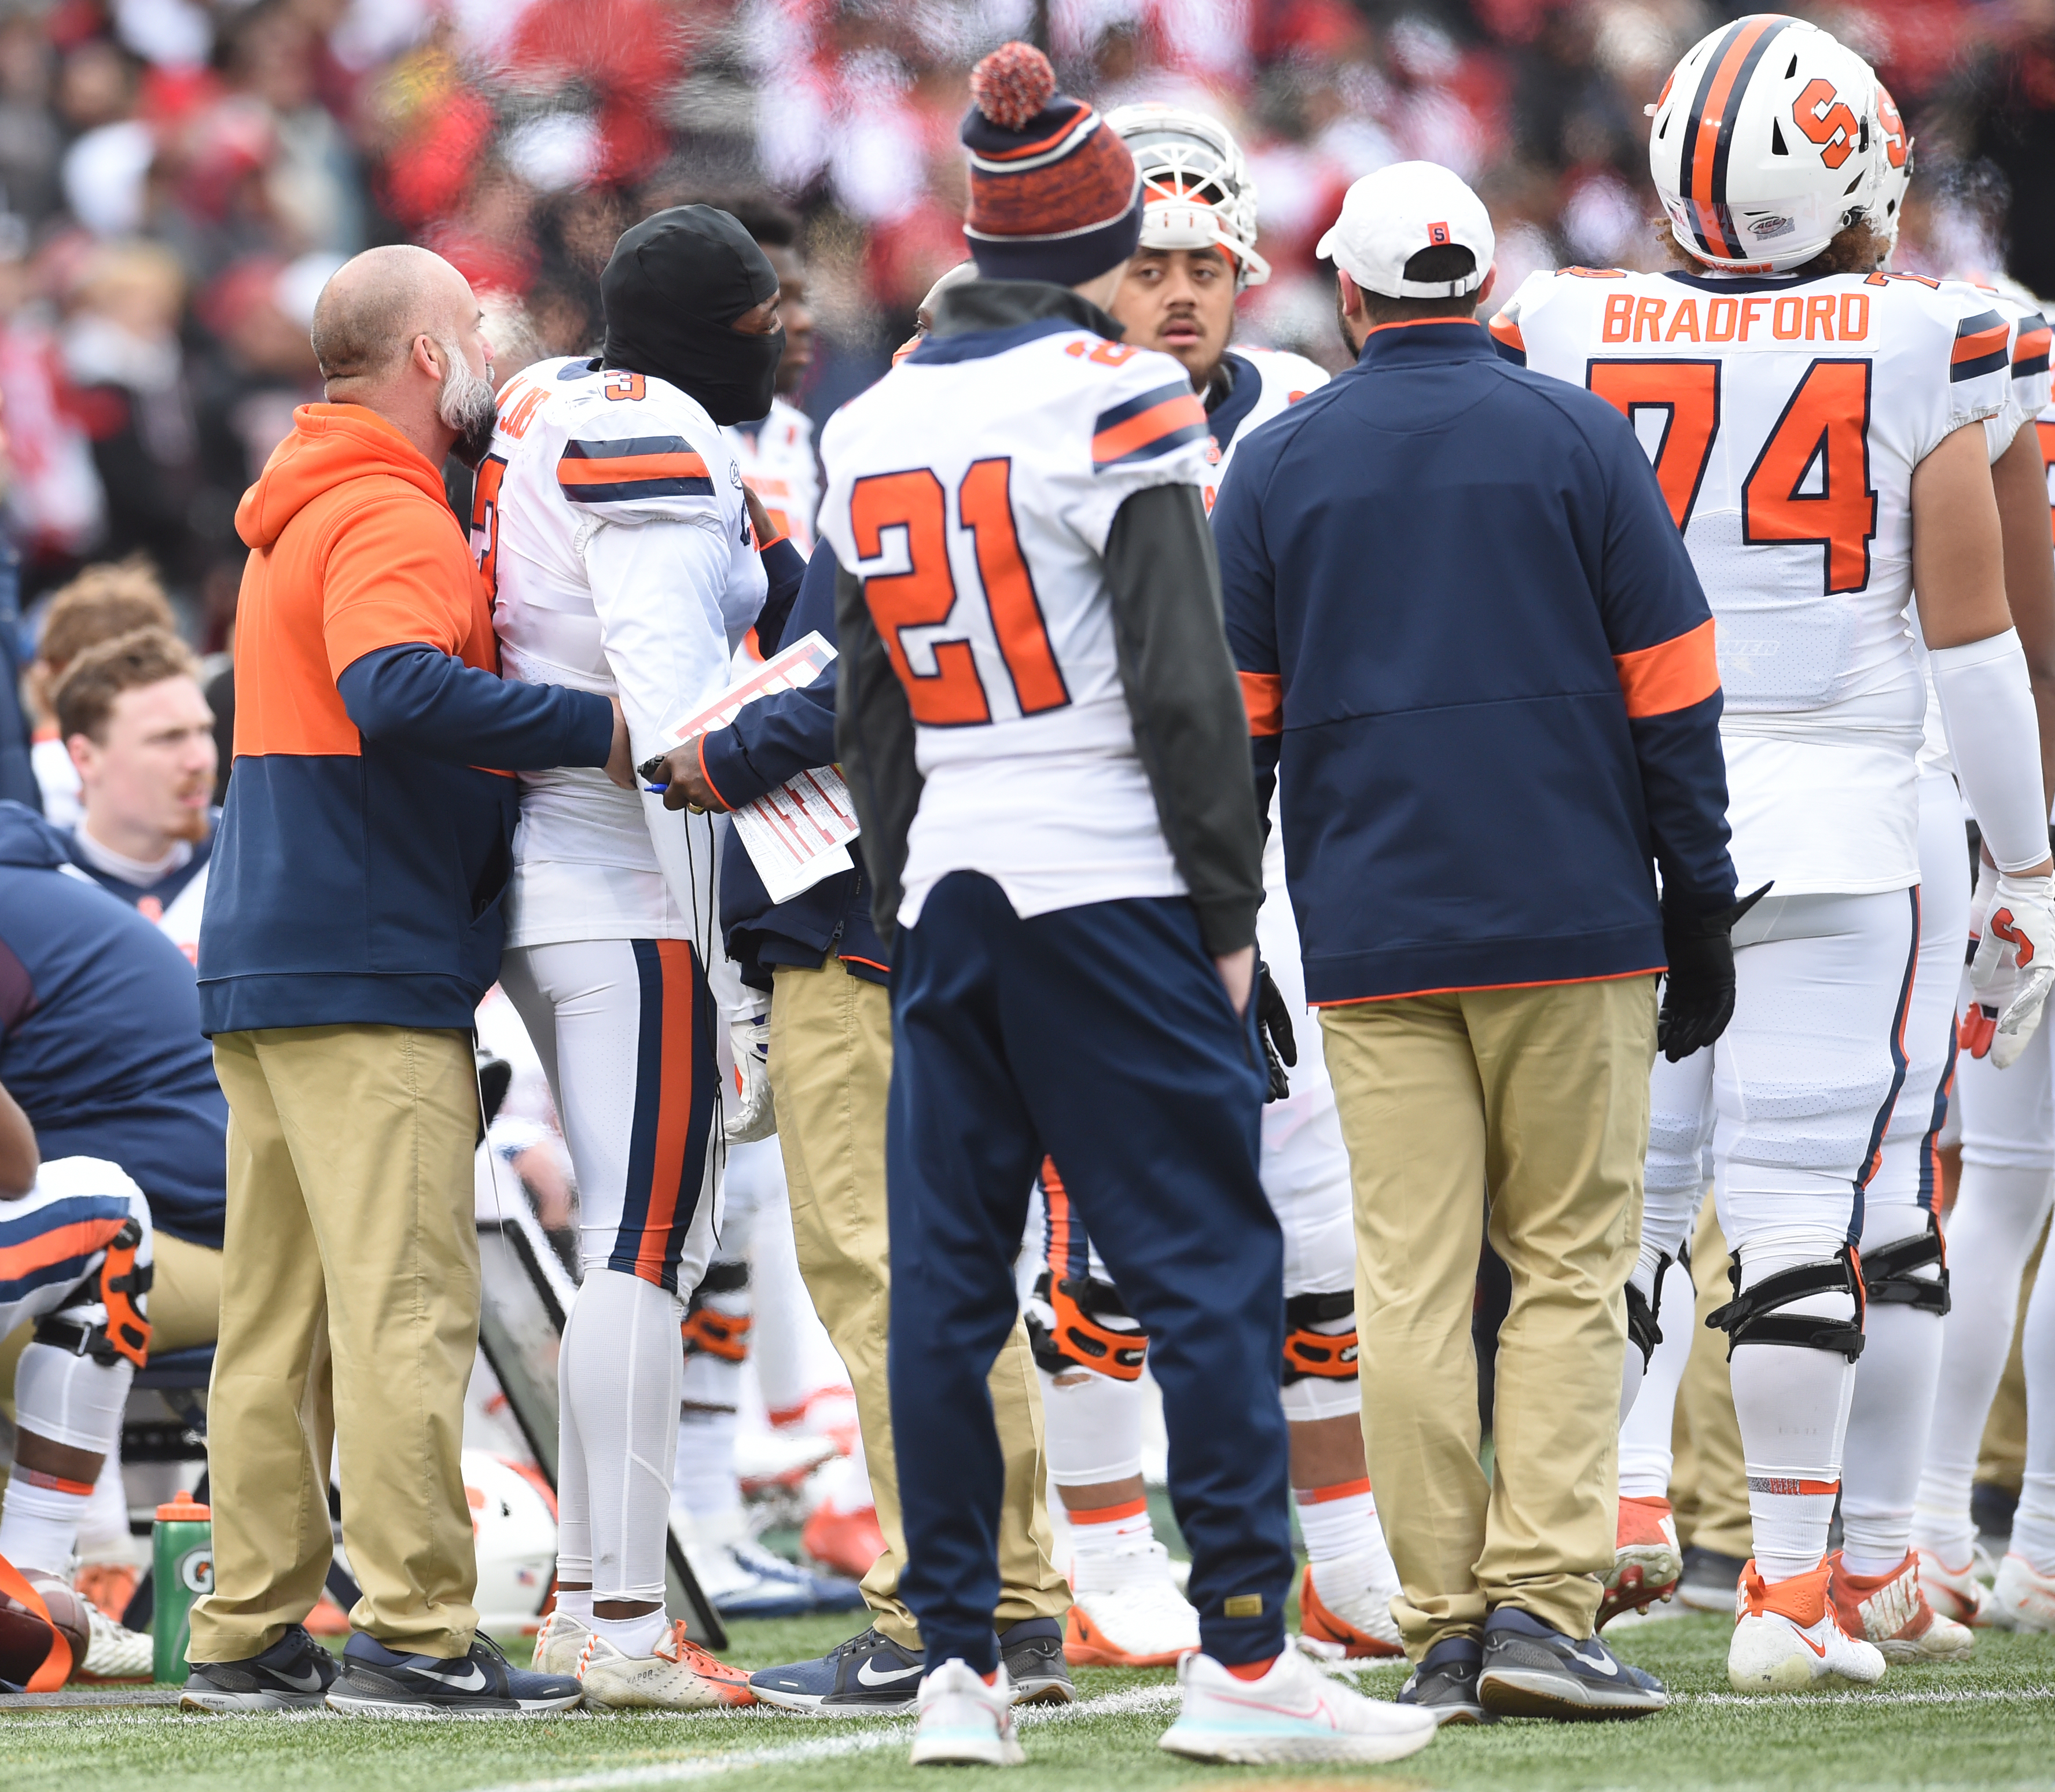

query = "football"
[{"left": 0, "top": 1565, "right": 89, "bottom": 1689}]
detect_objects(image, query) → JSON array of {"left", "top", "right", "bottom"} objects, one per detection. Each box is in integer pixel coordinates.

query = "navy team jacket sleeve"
[
  {"left": 753, "top": 535, "right": 808, "bottom": 658},
  {"left": 336, "top": 643, "right": 613, "bottom": 771},
  {"left": 1214, "top": 432, "right": 1284, "bottom": 820},
  {"left": 1586, "top": 413, "right": 1737, "bottom": 911},
  {"left": 699, "top": 542, "right": 840, "bottom": 809}
]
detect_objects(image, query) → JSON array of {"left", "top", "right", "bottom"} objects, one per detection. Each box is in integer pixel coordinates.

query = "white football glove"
[
  {"left": 1968, "top": 867, "right": 2055, "bottom": 1070},
  {"left": 724, "top": 997, "right": 775, "bottom": 1143}
]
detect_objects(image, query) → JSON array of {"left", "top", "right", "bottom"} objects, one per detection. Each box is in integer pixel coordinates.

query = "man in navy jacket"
[{"left": 1214, "top": 163, "right": 1741, "bottom": 1723}]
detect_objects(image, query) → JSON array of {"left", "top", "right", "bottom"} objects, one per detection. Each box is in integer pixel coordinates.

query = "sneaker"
[
  {"left": 1298, "top": 1555, "right": 1405, "bottom": 1658},
  {"left": 1829, "top": 1551, "right": 1973, "bottom": 1662},
  {"left": 72, "top": 1563, "right": 138, "bottom": 1626},
  {"left": 802, "top": 1503, "right": 888, "bottom": 1581},
  {"left": 1396, "top": 1636, "right": 1495, "bottom": 1726},
  {"left": 731, "top": 1536, "right": 866, "bottom": 1613},
  {"left": 736, "top": 1427, "right": 840, "bottom": 1497},
  {"left": 1597, "top": 1496, "right": 1682, "bottom": 1630},
  {"left": 1990, "top": 1553, "right": 2055, "bottom": 1631},
  {"left": 998, "top": 1616, "right": 1074, "bottom": 1705},
  {"left": 1915, "top": 1546, "right": 1992, "bottom": 1628},
  {"left": 910, "top": 1659, "right": 1024, "bottom": 1768},
  {"left": 751, "top": 1625, "right": 928, "bottom": 1715},
  {"left": 181, "top": 1624, "right": 339, "bottom": 1712},
  {"left": 325, "top": 1632, "right": 582, "bottom": 1716},
  {"left": 686, "top": 1536, "right": 863, "bottom": 1620},
  {"left": 532, "top": 1606, "right": 590, "bottom": 1677},
  {"left": 1157, "top": 1646, "right": 1438, "bottom": 1765},
  {"left": 74, "top": 1599, "right": 153, "bottom": 1683},
  {"left": 1676, "top": 1545, "right": 1748, "bottom": 1613},
  {"left": 1727, "top": 1561, "right": 1887, "bottom": 1692},
  {"left": 1476, "top": 1607, "right": 1667, "bottom": 1718},
  {"left": 576, "top": 1620, "right": 757, "bottom": 1710},
  {"left": 1064, "top": 1540, "right": 1199, "bottom": 1667}
]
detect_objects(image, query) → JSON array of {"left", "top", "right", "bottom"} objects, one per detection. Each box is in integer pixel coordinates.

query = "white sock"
[
  {"left": 1914, "top": 1163, "right": 2052, "bottom": 1564},
  {"left": 0, "top": 1470, "right": 91, "bottom": 1576},
  {"left": 1841, "top": 1215, "right": 1944, "bottom": 1578},
  {"left": 590, "top": 1607, "right": 670, "bottom": 1658},
  {"left": 674, "top": 1405, "right": 740, "bottom": 1517},
  {"left": 555, "top": 1587, "right": 594, "bottom": 1627},
  {"left": 1066, "top": 1495, "right": 1153, "bottom": 1568},
  {"left": 1729, "top": 1242, "right": 1857, "bottom": 1583},
  {"left": 1040, "top": 1368, "right": 1145, "bottom": 1484},
  {"left": 562, "top": 1267, "right": 684, "bottom": 1609},
  {"left": 1293, "top": 1479, "right": 1376, "bottom": 1565},
  {"left": 1619, "top": 1257, "right": 1694, "bottom": 1498},
  {"left": 2007, "top": 1249, "right": 2055, "bottom": 1574}
]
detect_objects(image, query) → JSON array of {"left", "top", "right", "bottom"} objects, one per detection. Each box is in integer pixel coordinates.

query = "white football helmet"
[
  {"left": 462, "top": 1450, "right": 558, "bottom": 1634},
  {"left": 1105, "top": 102, "right": 1271, "bottom": 289},
  {"left": 1648, "top": 14, "right": 1880, "bottom": 273},
  {"left": 1871, "top": 78, "right": 1914, "bottom": 257}
]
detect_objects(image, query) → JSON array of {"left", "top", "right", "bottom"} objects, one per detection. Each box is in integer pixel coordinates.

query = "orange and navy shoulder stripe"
[
  {"left": 1676, "top": 14, "right": 1793, "bottom": 264},
  {"left": 2013, "top": 311, "right": 2050, "bottom": 382},
  {"left": 1487, "top": 311, "right": 1525, "bottom": 365},
  {"left": 1091, "top": 382, "right": 1208, "bottom": 471},
  {"left": 1951, "top": 310, "right": 2011, "bottom": 383},
  {"left": 558, "top": 435, "right": 715, "bottom": 505}
]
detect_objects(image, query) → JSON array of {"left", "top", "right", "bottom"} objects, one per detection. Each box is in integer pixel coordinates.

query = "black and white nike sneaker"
[
  {"left": 749, "top": 1626, "right": 927, "bottom": 1714},
  {"left": 998, "top": 1616, "right": 1075, "bottom": 1706},
  {"left": 325, "top": 1632, "right": 582, "bottom": 1716},
  {"left": 1476, "top": 1607, "right": 1667, "bottom": 1719},
  {"left": 181, "top": 1624, "right": 339, "bottom": 1712}
]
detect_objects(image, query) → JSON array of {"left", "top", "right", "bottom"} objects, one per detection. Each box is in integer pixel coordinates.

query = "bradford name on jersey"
[
  {"left": 818, "top": 323, "right": 1212, "bottom": 927},
  {"left": 475, "top": 356, "right": 766, "bottom": 945},
  {"left": 1491, "top": 265, "right": 2010, "bottom": 897}
]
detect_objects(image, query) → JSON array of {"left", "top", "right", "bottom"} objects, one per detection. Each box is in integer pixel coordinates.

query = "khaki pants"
[
  {"left": 1324, "top": 975, "right": 1657, "bottom": 1654},
  {"left": 1670, "top": 1201, "right": 1752, "bottom": 1559},
  {"left": 1979, "top": 1216, "right": 2046, "bottom": 1495},
  {"left": 188, "top": 1025, "right": 481, "bottom": 1663},
  {"left": 769, "top": 955, "right": 1067, "bottom": 1649}
]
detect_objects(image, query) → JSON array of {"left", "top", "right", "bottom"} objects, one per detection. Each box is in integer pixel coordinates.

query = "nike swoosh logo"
[
  {"left": 416, "top": 1662, "right": 491, "bottom": 1691},
  {"left": 274, "top": 1665, "right": 326, "bottom": 1693},
  {"left": 855, "top": 1658, "right": 924, "bottom": 1687},
  {"left": 1569, "top": 1646, "right": 1620, "bottom": 1677},
  {"left": 1797, "top": 1632, "right": 1827, "bottom": 1658}
]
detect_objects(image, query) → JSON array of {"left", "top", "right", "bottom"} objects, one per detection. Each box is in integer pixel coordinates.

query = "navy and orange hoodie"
[{"left": 198, "top": 403, "right": 611, "bottom": 1035}]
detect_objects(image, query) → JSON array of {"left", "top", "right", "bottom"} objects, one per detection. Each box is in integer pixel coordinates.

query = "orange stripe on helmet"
[{"left": 1691, "top": 16, "right": 1778, "bottom": 260}]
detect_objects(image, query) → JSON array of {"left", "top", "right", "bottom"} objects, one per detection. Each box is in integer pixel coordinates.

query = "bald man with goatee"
[{"left": 183, "top": 246, "right": 631, "bottom": 1717}]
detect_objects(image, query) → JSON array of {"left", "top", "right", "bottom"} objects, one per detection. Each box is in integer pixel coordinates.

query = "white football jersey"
[
  {"left": 1493, "top": 266, "right": 2010, "bottom": 896},
  {"left": 725, "top": 395, "right": 819, "bottom": 555},
  {"left": 477, "top": 356, "right": 767, "bottom": 948},
  {"left": 1200, "top": 345, "right": 1329, "bottom": 516},
  {"left": 818, "top": 323, "right": 1213, "bottom": 928}
]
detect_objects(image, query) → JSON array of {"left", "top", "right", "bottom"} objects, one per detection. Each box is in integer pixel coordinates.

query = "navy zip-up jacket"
[
  {"left": 709, "top": 543, "right": 890, "bottom": 989},
  {"left": 0, "top": 803, "right": 226, "bottom": 1246},
  {"left": 1215, "top": 319, "right": 1734, "bottom": 1004}
]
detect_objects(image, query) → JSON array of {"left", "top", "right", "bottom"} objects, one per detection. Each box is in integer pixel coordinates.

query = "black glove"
[
  {"left": 1657, "top": 883, "right": 1770, "bottom": 1063},
  {"left": 1256, "top": 961, "right": 1297, "bottom": 1102}
]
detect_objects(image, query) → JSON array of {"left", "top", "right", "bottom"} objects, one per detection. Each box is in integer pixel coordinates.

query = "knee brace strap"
[
  {"left": 38, "top": 1219, "right": 151, "bottom": 1368},
  {"left": 1281, "top": 1290, "right": 1358, "bottom": 1383},
  {"left": 1705, "top": 1246, "right": 1866, "bottom": 1362},
  {"left": 693, "top": 1260, "right": 750, "bottom": 1297},
  {"left": 1028, "top": 1271, "right": 1148, "bottom": 1381},
  {"left": 1625, "top": 1254, "right": 1670, "bottom": 1371},
  {"left": 1861, "top": 1219, "right": 1951, "bottom": 1317}
]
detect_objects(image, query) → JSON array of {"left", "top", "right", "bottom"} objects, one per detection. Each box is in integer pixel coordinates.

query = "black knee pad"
[
  {"left": 1860, "top": 1215, "right": 1950, "bottom": 1317},
  {"left": 1706, "top": 1244, "right": 1865, "bottom": 1362},
  {"left": 1281, "top": 1289, "right": 1358, "bottom": 1384},
  {"left": 1027, "top": 1270, "right": 1148, "bottom": 1380}
]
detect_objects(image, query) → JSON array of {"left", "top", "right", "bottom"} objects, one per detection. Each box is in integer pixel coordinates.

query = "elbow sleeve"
[{"left": 1933, "top": 628, "right": 2052, "bottom": 871}]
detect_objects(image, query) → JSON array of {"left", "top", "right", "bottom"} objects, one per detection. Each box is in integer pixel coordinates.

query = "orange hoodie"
[{"left": 231, "top": 402, "right": 494, "bottom": 760}]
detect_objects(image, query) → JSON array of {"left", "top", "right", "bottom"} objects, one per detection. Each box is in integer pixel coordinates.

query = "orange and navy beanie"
[{"left": 961, "top": 42, "right": 1142, "bottom": 285}]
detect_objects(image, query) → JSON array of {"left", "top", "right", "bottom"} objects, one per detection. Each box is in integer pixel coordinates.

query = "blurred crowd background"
[{"left": 0, "top": 0, "right": 2048, "bottom": 650}]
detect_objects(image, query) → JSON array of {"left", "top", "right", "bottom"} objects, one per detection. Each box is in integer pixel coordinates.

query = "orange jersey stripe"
[
  {"left": 1692, "top": 17, "right": 1778, "bottom": 259},
  {"left": 1953, "top": 323, "right": 2010, "bottom": 366},
  {"left": 0, "top": 1217, "right": 127, "bottom": 1285},
  {"left": 1614, "top": 618, "right": 1720, "bottom": 719},
  {"left": 2017, "top": 323, "right": 2052, "bottom": 365},
  {"left": 633, "top": 939, "right": 700, "bottom": 1282},
  {"left": 1090, "top": 394, "right": 1207, "bottom": 467},
  {"left": 1043, "top": 1156, "right": 1071, "bottom": 1277},
  {"left": 557, "top": 452, "right": 711, "bottom": 487},
  {"left": 1240, "top": 670, "right": 1283, "bottom": 737}
]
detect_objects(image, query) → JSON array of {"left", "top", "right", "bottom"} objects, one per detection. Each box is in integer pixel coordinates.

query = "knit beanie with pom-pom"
[{"left": 960, "top": 41, "right": 1142, "bottom": 285}]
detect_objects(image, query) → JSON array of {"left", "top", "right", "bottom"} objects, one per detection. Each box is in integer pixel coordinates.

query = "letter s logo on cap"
[{"left": 1428, "top": 221, "right": 1451, "bottom": 244}]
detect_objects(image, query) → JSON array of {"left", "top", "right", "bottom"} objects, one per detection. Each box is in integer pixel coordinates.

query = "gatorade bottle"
[{"left": 152, "top": 1491, "right": 212, "bottom": 1684}]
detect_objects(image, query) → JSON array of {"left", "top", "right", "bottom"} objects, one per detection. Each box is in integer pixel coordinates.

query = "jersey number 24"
[
  {"left": 1586, "top": 356, "right": 1878, "bottom": 594},
  {"left": 848, "top": 458, "right": 1071, "bottom": 726}
]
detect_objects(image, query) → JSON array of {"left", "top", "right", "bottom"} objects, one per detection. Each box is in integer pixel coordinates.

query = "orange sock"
[
  {"left": 1223, "top": 1655, "right": 1277, "bottom": 1681},
  {"left": 980, "top": 1669, "right": 999, "bottom": 1686}
]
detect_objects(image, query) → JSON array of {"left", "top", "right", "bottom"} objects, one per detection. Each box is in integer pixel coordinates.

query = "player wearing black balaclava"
[{"left": 601, "top": 206, "right": 785, "bottom": 427}]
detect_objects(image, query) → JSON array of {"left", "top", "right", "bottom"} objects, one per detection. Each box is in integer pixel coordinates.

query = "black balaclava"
[{"left": 600, "top": 205, "right": 784, "bottom": 426}]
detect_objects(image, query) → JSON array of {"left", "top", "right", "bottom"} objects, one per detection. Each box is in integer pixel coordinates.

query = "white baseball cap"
[{"left": 1314, "top": 161, "right": 1494, "bottom": 299}]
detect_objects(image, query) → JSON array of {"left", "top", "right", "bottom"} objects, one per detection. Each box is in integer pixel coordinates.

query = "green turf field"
[{"left": 2, "top": 1609, "right": 2050, "bottom": 1792}]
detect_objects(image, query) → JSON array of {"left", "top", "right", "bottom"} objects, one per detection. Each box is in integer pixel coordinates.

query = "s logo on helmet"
[
  {"left": 1876, "top": 85, "right": 1909, "bottom": 170},
  {"left": 1792, "top": 79, "right": 1861, "bottom": 170}
]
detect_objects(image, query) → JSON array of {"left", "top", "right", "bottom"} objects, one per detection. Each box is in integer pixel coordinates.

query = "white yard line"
[{"left": 1675, "top": 1684, "right": 2055, "bottom": 1709}]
